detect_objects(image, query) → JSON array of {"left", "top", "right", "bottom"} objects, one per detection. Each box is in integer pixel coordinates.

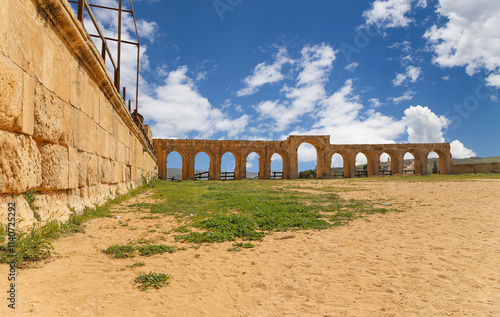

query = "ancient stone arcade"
[{"left": 153, "top": 136, "right": 452, "bottom": 180}]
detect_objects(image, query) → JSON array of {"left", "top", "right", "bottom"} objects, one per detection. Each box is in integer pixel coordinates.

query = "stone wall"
[
  {"left": 450, "top": 162, "right": 500, "bottom": 174},
  {"left": 0, "top": 0, "right": 156, "bottom": 228}
]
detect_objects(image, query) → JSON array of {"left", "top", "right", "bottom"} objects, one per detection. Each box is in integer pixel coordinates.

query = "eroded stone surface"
[
  {"left": 0, "top": 194, "right": 36, "bottom": 230},
  {"left": 0, "top": 130, "right": 41, "bottom": 193},
  {"left": 34, "top": 82, "right": 63, "bottom": 142},
  {"left": 39, "top": 143, "right": 69, "bottom": 190},
  {"left": 0, "top": 56, "right": 23, "bottom": 132}
]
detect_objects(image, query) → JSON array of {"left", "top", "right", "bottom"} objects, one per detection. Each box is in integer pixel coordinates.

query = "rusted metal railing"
[{"left": 69, "top": 0, "right": 154, "bottom": 155}]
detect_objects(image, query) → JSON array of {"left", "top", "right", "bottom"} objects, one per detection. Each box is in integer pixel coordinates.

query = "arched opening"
[
  {"left": 355, "top": 153, "right": 369, "bottom": 177},
  {"left": 379, "top": 152, "right": 397, "bottom": 176},
  {"left": 403, "top": 152, "right": 417, "bottom": 175},
  {"left": 221, "top": 152, "right": 236, "bottom": 180},
  {"left": 298, "top": 143, "right": 318, "bottom": 179},
  {"left": 331, "top": 153, "right": 345, "bottom": 178},
  {"left": 246, "top": 152, "right": 260, "bottom": 179},
  {"left": 270, "top": 153, "right": 283, "bottom": 179},
  {"left": 427, "top": 151, "right": 441, "bottom": 175},
  {"left": 166, "top": 151, "right": 182, "bottom": 180},
  {"left": 194, "top": 152, "right": 210, "bottom": 180}
]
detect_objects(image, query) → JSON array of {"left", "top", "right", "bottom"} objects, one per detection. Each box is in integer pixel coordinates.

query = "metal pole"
[
  {"left": 116, "top": 0, "right": 122, "bottom": 90},
  {"left": 101, "top": 40, "right": 106, "bottom": 61},
  {"left": 77, "top": 0, "right": 85, "bottom": 23},
  {"left": 136, "top": 44, "right": 139, "bottom": 112}
]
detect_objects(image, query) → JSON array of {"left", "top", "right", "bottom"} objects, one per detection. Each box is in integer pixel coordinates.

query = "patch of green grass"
[
  {"left": 102, "top": 245, "right": 136, "bottom": 259},
  {"left": 172, "top": 225, "right": 191, "bottom": 233},
  {"left": 135, "top": 272, "right": 172, "bottom": 291},
  {"left": 136, "top": 244, "right": 177, "bottom": 256},
  {"left": 143, "top": 180, "right": 402, "bottom": 245}
]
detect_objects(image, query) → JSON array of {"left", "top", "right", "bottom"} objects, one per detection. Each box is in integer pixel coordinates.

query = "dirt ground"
[{"left": 1, "top": 178, "right": 499, "bottom": 316}]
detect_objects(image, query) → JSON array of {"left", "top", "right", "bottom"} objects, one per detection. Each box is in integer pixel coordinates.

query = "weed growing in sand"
[
  {"left": 102, "top": 245, "right": 136, "bottom": 259},
  {"left": 126, "top": 262, "right": 145, "bottom": 268},
  {"left": 103, "top": 243, "right": 178, "bottom": 258},
  {"left": 228, "top": 242, "right": 255, "bottom": 252},
  {"left": 137, "top": 244, "right": 177, "bottom": 256},
  {"left": 135, "top": 272, "right": 172, "bottom": 291}
]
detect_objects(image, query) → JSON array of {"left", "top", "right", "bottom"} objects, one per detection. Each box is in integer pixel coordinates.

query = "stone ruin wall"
[
  {"left": 0, "top": 0, "right": 157, "bottom": 229},
  {"left": 154, "top": 136, "right": 454, "bottom": 180},
  {"left": 450, "top": 162, "right": 500, "bottom": 174}
]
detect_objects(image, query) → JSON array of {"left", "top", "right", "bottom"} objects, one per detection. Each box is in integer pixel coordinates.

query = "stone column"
[
  {"left": 288, "top": 151, "right": 299, "bottom": 179},
  {"left": 185, "top": 153, "right": 194, "bottom": 180},
  {"left": 159, "top": 148, "right": 167, "bottom": 179},
  {"left": 212, "top": 153, "right": 221, "bottom": 180},
  {"left": 259, "top": 155, "right": 267, "bottom": 179},
  {"left": 316, "top": 150, "right": 330, "bottom": 179},
  {"left": 234, "top": 154, "right": 242, "bottom": 180}
]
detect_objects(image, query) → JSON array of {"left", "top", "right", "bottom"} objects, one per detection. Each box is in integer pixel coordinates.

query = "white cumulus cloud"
[
  {"left": 140, "top": 66, "right": 248, "bottom": 138},
  {"left": 403, "top": 105, "right": 449, "bottom": 143},
  {"left": 363, "top": 0, "right": 414, "bottom": 29},
  {"left": 450, "top": 140, "right": 476, "bottom": 158},
  {"left": 236, "top": 47, "right": 293, "bottom": 96},
  {"left": 424, "top": 0, "right": 500, "bottom": 88}
]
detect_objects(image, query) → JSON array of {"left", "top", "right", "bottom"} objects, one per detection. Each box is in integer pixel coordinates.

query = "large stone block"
[
  {"left": 36, "top": 192, "right": 71, "bottom": 223},
  {"left": 60, "top": 102, "right": 74, "bottom": 146},
  {"left": 86, "top": 153, "right": 99, "bottom": 186},
  {"left": 39, "top": 143, "right": 69, "bottom": 191},
  {"left": 22, "top": 72, "right": 35, "bottom": 135},
  {"left": 68, "top": 146, "right": 78, "bottom": 189},
  {"left": 41, "top": 30, "right": 55, "bottom": 93},
  {"left": 96, "top": 126, "right": 105, "bottom": 157},
  {"left": 76, "top": 150, "right": 87, "bottom": 187},
  {"left": 69, "top": 63, "right": 81, "bottom": 109},
  {"left": 67, "top": 193, "right": 85, "bottom": 215},
  {"left": 53, "top": 49, "right": 71, "bottom": 103},
  {"left": 0, "top": 194, "right": 36, "bottom": 230},
  {"left": 0, "top": 0, "right": 9, "bottom": 57},
  {"left": 7, "top": 0, "right": 44, "bottom": 78},
  {"left": 81, "top": 77, "right": 94, "bottom": 118},
  {"left": 0, "top": 130, "right": 41, "bottom": 194},
  {"left": 98, "top": 156, "right": 113, "bottom": 184},
  {"left": 34, "top": 82, "right": 63, "bottom": 142},
  {"left": 0, "top": 56, "right": 23, "bottom": 132}
]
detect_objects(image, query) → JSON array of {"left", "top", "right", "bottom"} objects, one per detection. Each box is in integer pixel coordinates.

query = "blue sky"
[{"left": 83, "top": 0, "right": 500, "bottom": 172}]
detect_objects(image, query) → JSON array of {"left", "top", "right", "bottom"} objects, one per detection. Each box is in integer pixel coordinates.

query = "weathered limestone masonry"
[
  {"left": 451, "top": 162, "right": 500, "bottom": 174},
  {"left": 154, "top": 136, "right": 452, "bottom": 180},
  {"left": 0, "top": 0, "right": 156, "bottom": 228}
]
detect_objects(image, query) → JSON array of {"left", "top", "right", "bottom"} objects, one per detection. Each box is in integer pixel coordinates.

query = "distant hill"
[{"left": 452, "top": 156, "right": 500, "bottom": 164}]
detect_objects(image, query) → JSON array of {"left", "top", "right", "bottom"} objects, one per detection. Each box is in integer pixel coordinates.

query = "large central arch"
[{"left": 153, "top": 136, "right": 452, "bottom": 180}]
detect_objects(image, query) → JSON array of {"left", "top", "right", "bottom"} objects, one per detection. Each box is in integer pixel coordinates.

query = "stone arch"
[
  {"left": 354, "top": 150, "right": 375, "bottom": 177},
  {"left": 245, "top": 151, "right": 262, "bottom": 179},
  {"left": 221, "top": 151, "right": 236, "bottom": 180},
  {"left": 270, "top": 152, "right": 285, "bottom": 179},
  {"left": 378, "top": 149, "right": 398, "bottom": 176},
  {"left": 297, "top": 142, "right": 319, "bottom": 179},
  {"left": 166, "top": 151, "right": 184, "bottom": 180},
  {"left": 402, "top": 149, "right": 424, "bottom": 175},
  {"left": 425, "top": 149, "right": 448, "bottom": 175},
  {"left": 194, "top": 150, "right": 214, "bottom": 180},
  {"left": 331, "top": 151, "right": 349, "bottom": 178}
]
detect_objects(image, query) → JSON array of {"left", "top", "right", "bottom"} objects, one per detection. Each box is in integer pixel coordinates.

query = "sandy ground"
[{"left": 1, "top": 178, "right": 499, "bottom": 317}]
